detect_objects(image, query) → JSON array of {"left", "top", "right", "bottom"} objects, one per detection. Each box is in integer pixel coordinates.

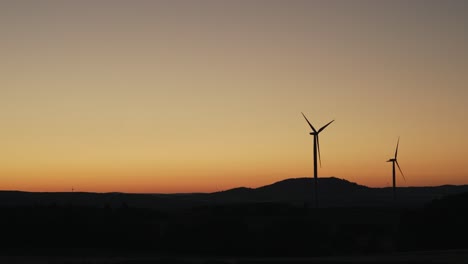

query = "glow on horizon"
[{"left": 1, "top": 1, "right": 468, "bottom": 193}]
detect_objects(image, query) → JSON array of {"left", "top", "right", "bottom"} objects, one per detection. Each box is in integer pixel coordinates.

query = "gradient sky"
[{"left": 1, "top": 1, "right": 468, "bottom": 193}]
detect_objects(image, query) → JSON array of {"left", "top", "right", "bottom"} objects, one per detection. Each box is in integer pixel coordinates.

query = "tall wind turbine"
[
  {"left": 301, "top": 113, "right": 334, "bottom": 208},
  {"left": 387, "top": 137, "right": 406, "bottom": 201}
]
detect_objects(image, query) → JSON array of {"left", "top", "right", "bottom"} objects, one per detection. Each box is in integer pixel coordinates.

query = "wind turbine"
[
  {"left": 387, "top": 137, "right": 406, "bottom": 201},
  {"left": 301, "top": 112, "right": 334, "bottom": 208}
]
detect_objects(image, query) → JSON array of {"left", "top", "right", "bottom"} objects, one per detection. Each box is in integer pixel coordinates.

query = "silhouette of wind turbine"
[
  {"left": 301, "top": 112, "right": 334, "bottom": 208},
  {"left": 387, "top": 137, "right": 406, "bottom": 201}
]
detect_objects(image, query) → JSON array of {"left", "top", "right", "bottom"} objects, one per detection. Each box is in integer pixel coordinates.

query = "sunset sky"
[{"left": 1, "top": 1, "right": 468, "bottom": 193}]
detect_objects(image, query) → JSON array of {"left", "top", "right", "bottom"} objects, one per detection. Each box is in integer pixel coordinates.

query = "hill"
[
  {"left": 210, "top": 177, "right": 369, "bottom": 206},
  {"left": 2, "top": 177, "right": 468, "bottom": 209}
]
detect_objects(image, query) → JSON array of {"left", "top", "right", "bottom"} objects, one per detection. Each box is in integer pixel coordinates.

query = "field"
[{"left": 2, "top": 249, "right": 468, "bottom": 264}]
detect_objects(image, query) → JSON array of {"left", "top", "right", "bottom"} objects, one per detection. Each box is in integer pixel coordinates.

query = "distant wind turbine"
[
  {"left": 387, "top": 137, "right": 406, "bottom": 201},
  {"left": 301, "top": 112, "right": 334, "bottom": 208}
]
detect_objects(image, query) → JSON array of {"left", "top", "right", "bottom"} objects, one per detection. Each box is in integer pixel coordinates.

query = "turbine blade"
[
  {"left": 316, "top": 135, "right": 322, "bottom": 167},
  {"left": 395, "top": 137, "right": 400, "bottom": 158},
  {"left": 318, "top": 120, "right": 335, "bottom": 133},
  {"left": 301, "top": 112, "right": 317, "bottom": 133},
  {"left": 396, "top": 160, "right": 406, "bottom": 182}
]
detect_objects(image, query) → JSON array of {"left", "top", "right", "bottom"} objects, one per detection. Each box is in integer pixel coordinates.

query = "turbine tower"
[
  {"left": 387, "top": 137, "right": 406, "bottom": 201},
  {"left": 301, "top": 113, "right": 334, "bottom": 208}
]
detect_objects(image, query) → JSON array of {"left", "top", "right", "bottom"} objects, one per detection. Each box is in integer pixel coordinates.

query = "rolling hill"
[{"left": 2, "top": 177, "right": 468, "bottom": 209}]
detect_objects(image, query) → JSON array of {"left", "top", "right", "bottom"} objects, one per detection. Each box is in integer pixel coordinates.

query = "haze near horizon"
[{"left": 1, "top": 1, "right": 468, "bottom": 193}]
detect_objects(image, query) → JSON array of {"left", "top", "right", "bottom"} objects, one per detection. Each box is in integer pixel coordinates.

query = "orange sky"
[{"left": 1, "top": 1, "right": 468, "bottom": 193}]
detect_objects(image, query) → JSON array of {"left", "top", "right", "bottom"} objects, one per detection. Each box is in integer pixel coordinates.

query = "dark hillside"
[{"left": 2, "top": 178, "right": 468, "bottom": 209}]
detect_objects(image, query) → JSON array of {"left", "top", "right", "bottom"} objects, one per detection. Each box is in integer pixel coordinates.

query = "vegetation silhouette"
[
  {"left": 398, "top": 191, "right": 468, "bottom": 252},
  {"left": 2, "top": 179, "right": 468, "bottom": 260}
]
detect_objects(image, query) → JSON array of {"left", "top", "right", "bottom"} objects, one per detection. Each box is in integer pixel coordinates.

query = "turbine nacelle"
[{"left": 387, "top": 158, "right": 396, "bottom": 162}]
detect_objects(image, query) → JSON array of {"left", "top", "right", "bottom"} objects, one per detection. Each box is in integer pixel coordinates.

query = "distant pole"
[
  {"left": 313, "top": 135, "right": 318, "bottom": 208},
  {"left": 392, "top": 162, "right": 396, "bottom": 201}
]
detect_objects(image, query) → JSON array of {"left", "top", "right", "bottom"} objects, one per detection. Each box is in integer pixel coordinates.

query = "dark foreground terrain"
[
  {"left": 2, "top": 249, "right": 468, "bottom": 264},
  {"left": 1, "top": 178, "right": 468, "bottom": 263}
]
